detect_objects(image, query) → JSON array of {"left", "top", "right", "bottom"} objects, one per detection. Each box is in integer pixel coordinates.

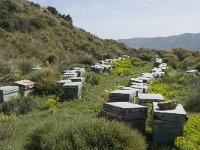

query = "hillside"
[
  {"left": 0, "top": 0, "right": 132, "bottom": 75},
  {"left": 118, "top": 33, "right": 200, "bottom": 51}
]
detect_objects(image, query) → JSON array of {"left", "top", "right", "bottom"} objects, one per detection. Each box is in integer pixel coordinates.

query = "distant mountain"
[{"left": 118, "top": 33, "right": 200, "bottom": 51}]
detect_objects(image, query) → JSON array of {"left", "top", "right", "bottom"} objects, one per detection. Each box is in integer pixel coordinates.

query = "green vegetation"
[
  {"left": 175, "top": 115, "right": 200, "bottom": 150},
  {"left": 25, "top": 118, "right": 146, "bottom": 150},
  {"left": 0, "top": 62, "right": 154, "bottom": 150},
  {"left": 110, "top": 58, "right": 133, "bottom": 76}
]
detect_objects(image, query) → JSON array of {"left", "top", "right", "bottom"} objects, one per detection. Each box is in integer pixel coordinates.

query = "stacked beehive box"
[
  {"left": 62, "top": 82, "right": 82, "bottom": 100},
  {"left": 109, "top": 89, "right": 136, "bottom": 103},
  {"left": 63, "top": 70, "right": 78, "bottom": 78},
  {"left": 138, "top": 94, "right": 164, "bottom": 105},
  {"left": 73, "top": 67, "right": 86, "bottom": 77},
  {"left": 103, "top": 102, "right": 148, "bottom": 133},
  {"left": 91, "top": 64, "right": 105, "bottom": 73},
  {"left": 14, "top": 80, "right": 35, "bottom": 97},
  {"left": 0, "top": 86, "right": 19, "bottom": 103},
  {"left": 70, "top": 77, "right": 85, "bottom": 83},
  {"left": 130, "top": 85, "right": 148, "bottom": 93},
  {"left": 152, "top": 102, "right": 188, "bottom": 145}
]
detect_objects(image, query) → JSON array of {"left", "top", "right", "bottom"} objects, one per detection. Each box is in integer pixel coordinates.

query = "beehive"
[
  {"left": 104, "top": 102, "right": 148, "bottom": 133},
  {"left": 109, "top": 89, "right": 136, "bottom": 103},
  {"left": 152, "top": 102, "right": 188, "bottom": 145},
  {"left": 130, "top": 85, "right": 148, "bottom": 93},
  {"left": 0, "top": 86, "right": 19, "bottom": 103},
  {"left": 138, "top": 93, "right": 164, "bottom": 105},
  {"left": 62, "top": 82, "right": 82, "bottom": 100},
  {"left": 14, "top": 80, "right": 35, "bottom": 97}
]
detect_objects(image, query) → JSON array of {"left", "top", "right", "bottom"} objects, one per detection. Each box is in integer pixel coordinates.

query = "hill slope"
[
  {"left": 118, "top": 33, "right": 200, "bottom": 51},
  {"left": 0, "top": 0, "right": 131, "bottom": 74}
]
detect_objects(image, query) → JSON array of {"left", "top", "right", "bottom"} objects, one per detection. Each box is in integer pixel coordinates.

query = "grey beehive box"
[
  {"left": 104, "top": 102, "right": 148, "bottom": 133},
  {"left": 130, "top": 85, "right": 148, "bottom": 93},
  {"left": 62, "top": 82, "right": 82, "bottom": 100},
  {"left": 14, "top": 80, "right": 35, "bottom": 97},
  {"left": 91, "top": 64, "right": 104, "bottom": 73},
  {"left": 69, "top": 77, "right": 85, "bottom": 83},
  {"left": 138, "top": 94, "right": 164, "bottom": 105},
  {"left": 57, "top": 79, "right": 72, "bottom": 85},
  {"left": 121, "top": 87, "right": 143, "bottom": 97},
  {"left": 152, "top": 102, "right": 188, "bottom": 145},
  {"left": 137, "top": 76, "right": 153, "bottom": 84},
  {"left": 73, "top": 67, "right": 86, "bottom": 77},
  {"left": 0, "top": 86, "right": 19, "bottom": 103},
  {"left": 109, "top": 89, "right": 136, "bottom": 103}
]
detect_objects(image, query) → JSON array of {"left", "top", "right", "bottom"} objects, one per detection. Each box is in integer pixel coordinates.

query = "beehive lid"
[
  {"left": 130, "top": 85, "right": 148, "bottom": 89},
  {"left": 186, "top": 70, "right": 198, "bottom": 73},
  {"left": 0, "top": 86, "right": 19, "bottom": 94},
  {"left": 104, "top": 102, "right": 147, "bottom": 116},
  {"left": 110, "top": 89, "right": 135, "bottom": 95},
  {"left": 130, "top": 78, "right": 143, "bottom": 83},
  {"left": 153, "top": 102, "right": 188, "bottom": 122},
  {"left": 138, "top": 94, "right": 164, "bottom": 100},
  {"left": 14, "top": 80, "right": 35, "bottom": 86},
  {"left": 57, "top": 79, "right": 71, "bottom": 84},
  {"left": 63, "top": 82, "right": 82, "bottom": 87}
]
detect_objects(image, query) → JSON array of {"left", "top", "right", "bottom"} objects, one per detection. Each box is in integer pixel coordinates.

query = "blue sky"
[{"left": 28, "top": 0, "right": 200, "bottom": 39}]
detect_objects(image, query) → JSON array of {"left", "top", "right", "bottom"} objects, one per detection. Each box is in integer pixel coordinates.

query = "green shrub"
[
  {"left": 25, "top": 118, "right": 147, "bottom": 150},
  {"left": 25, "top": 67, "right": 62, "bottom": 95},
  {"left": 110, "top": 59, "right": 133, "bottom": 76},
  {"left": 148, "top": 81, "right": 181, "bottom": 100},
  {"left": 86, "top": 72, "right": 101, "bottom": 85},
  {"left": 131, "top": 57, "right": 143, "bottom": 66},
  {"left": 178, "top": 82, "right": 200, "bottom": 112},
  {"left": 175, "top": 115, "right": 200, "bottom": 150},
  {"left": 195, "top": 62, "right": 200, "bottom": 72},
  {"left": 0, "top": 96, "right": 35, "bottom": 115}
]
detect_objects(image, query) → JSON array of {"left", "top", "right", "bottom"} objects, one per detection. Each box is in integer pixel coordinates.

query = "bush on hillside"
[
  {"left": 25, "top": 118, "right": 147, "bottom": 150},
  {"left": 86, "top": 73, "right": 101, "bottom": 86},
  {"left": 25, "top": 67, "right": 62, "bottom": 95},
  {"left": 0, "top": 96, "right": 35, "bottom": 115},
  {"left": 175, "top": 115, "right": 200, "bottom": 150},
  {"left": 110, "top": 59, "right": 133, "bottom": 76},
  {"left": 178, "top": 82, "right": 200, "bottom": 112},
  {"left": 195, "top": 62, "right": 200, "bottom": 72}
]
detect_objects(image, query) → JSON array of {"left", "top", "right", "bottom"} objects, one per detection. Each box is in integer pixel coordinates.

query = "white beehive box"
[
  {"left": 104, "top": 102, "right": 148, "bottom": 133},
  {"left": 130, "top": 85, "right": 148, "bottom": 93},
  {"left": 109, "top": 89, "right": 136, "bottom": 103},
  {"left": 0, "top": 86, "right": 19, "bottom": 103},
  {"left": 152, "top": 102, "right": 188, "bottom": 145},
  {"left": 138, "top": 94, "right": 164, "bottom": 105}
]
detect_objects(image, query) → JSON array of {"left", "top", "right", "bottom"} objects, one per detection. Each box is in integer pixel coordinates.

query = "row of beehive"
[{"left": 103, "top": 57, "right": 188, "bottom": 145}]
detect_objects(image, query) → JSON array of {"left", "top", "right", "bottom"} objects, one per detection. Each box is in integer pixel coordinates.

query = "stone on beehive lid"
[
  {"left": 109, "top": 89, "right": 136, "bottom": 103},
  {"left": 57, "top": 79, "right": 72, "bottom": 85},
  {"left": 103, "top": 102, "right": 148, "bottom": 133},
  {"left": 0, "top": 86, "right": 19, "bottom": 103},
  {"left": 14, "top": 80, "right": 35, "bottom": 97},
  {"left": 62, "top": 82, "right": 82, "bottom": 100},
  {"left": 69, "top": 77, "right": 85, "bottom": 83},
  {"left": 130, "top": 85, "right": 148, "bottom": 93},
  {"left": 152, "top": 102, "right": 188, "bottom": 145},
  {"left": 138, "top": 94, "right": 164, "bottom": 105}
]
